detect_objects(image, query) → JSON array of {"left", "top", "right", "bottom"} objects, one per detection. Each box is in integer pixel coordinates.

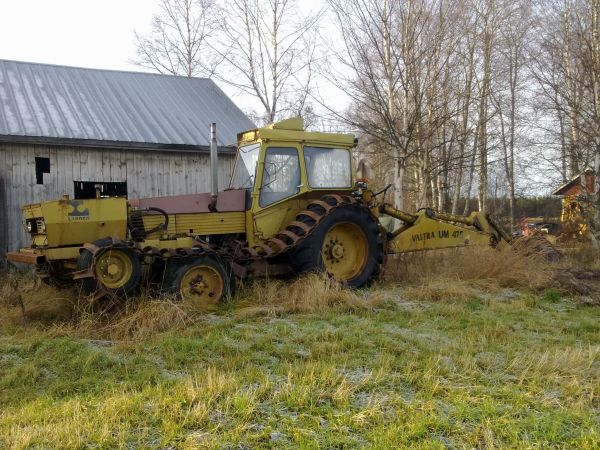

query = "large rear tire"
[
  {"left": 289, "top": 204, "right": 383, "bottom": 288},
  {"left": 77, "top": 237, "right": 142, "bottom": 297}
]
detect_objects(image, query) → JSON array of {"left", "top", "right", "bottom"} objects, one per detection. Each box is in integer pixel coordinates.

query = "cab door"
[{"left": 251, "top": 144, "right": 306, "bottom": 241}]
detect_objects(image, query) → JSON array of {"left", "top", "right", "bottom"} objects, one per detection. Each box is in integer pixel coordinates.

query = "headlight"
[{"left": 25, "top": 219, "right": 45, "bottom": 234}]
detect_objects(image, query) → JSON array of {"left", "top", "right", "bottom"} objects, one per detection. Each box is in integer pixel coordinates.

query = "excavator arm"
[{"left": 381, "top": 204, "right": 511, "bottom": 254}]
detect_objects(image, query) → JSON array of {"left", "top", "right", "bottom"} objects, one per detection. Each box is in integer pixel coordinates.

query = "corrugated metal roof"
[{"left": 0, "top": 59, "right": 255, "bottom": 151}]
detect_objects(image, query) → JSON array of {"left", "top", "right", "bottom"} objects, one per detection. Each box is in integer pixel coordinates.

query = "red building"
[{"left": 552, "top": 169, "right": 595, "bottom": 238}]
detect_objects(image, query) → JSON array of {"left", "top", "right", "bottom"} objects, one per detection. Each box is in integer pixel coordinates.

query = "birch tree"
[
  {"left": 134, "top": 0, "right": 221, "bottom": 77},
  {"left": 492, "top": 0, "right": 531, "bottom": 230},
  {"left": 473, "top": 0, "right": 497, "bottom": 213},
  {"left": 450, "top": 11, "right": 478, "bottom": 214},
  {"left": 214, "top": 0, "right": 321, "bottom": 124},
  {"left": 326, "top": 0, "right": 460, "bottom": 212},
  {"left": 586, "top": 0, "right": 600, "bottom": 241}
]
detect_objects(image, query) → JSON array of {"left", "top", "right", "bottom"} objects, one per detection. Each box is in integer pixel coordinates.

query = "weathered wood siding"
[{"left": 0, "top": 143, "right": 236, "bottom": 260}]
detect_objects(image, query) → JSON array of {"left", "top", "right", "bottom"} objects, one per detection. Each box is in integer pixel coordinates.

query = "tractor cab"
[
  {"left": 230, "top": 118, "right": 357, "bottom": 242},
  {"left": 231, "top": 118, "right": 356, "bottom": 193},
  {"left": 230, "top": 142, "right": 260, "bottom": 191}
]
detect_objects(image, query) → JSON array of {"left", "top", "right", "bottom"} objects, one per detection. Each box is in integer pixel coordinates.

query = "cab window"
[
  {"left": 259, "top": 147, "right": 300, "bottom": 207},
  {"left": 230, "top": 143, "right": 260, "bottom": 189},
  {"left": 304, "top": 147, "right": 352, "bottom": 188}
]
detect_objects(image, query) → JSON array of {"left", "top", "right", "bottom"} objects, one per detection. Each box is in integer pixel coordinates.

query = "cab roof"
[{"left": 237, "top": 117, "right": 355, "bottom": 147}]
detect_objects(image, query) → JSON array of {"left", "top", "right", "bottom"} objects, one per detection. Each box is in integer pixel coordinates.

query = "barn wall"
[{"left": 0, "top": 143, "right": 236, "bottom": 260}]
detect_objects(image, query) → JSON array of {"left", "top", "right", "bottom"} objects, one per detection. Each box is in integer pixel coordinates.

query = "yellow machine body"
[
  {"left": 382, "top": 206, "right": 506, "bottom": 254},
  {"left": 238, "top": 118, "right": 356, "bottom": 246},
  {"left": 23, "top": 197, "right": 127, "bottom": 248},
  {"left": 141, "top": 211, "right": 246, "bottom": 239},
  {"left": 9, "top": 118, "right": 357, "bottom": 264}
]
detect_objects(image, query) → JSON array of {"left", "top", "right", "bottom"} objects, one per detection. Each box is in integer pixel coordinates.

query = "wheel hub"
[
  {"left": 188, "top": 275, "right": 212, "bottom": 297},
  {"left": 180, "top": 264, "right": 224, "bottom": 306},
  {"left": 94, "top": 250, "right": 134, "bottom": 289},
  {"left": 331, "top": 243, "right": 345, "bottom": 260},
  {"left": 107, "top": 263, "right": 119, "bottom": 276},
  {"left": 321, "top": 222, "right": 368, "bottom": 281}
]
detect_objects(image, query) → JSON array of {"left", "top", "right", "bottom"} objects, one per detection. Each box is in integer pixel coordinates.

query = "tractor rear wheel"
[
  {"left": 171, "top": 256, "right": 234, "bottom": 308},
  {"left": 78, "top": 238, "right": 142, "bottom": 297},
  {"left": 290, "top": 204, "right": 383, "bottom": 288}
]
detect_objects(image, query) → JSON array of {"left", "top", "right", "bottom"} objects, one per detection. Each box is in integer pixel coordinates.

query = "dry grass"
[
  {"left": 384, "top": 243, "right": 600, "bottom": 302},
  {"left": 0, "top": 271, "right": 76, "bottom": 324},
  {"left": 0, "top": 272, "right": 195, "bottom": 341},
  {"left": 0, "top": 242, "right": 596, "bottom": 340},
  {"left": 1, "top": 246, "right": 599, "bottom": 448},
  {"left": 385, "top": 244, "right": 554, "bottom": 291},
  {"left": 0, "top": 272, "right": 387, "bottom": 341},
  {"left": 234, "top": 273, "right": 386, "bottom": 318},
  {"left": 70, "top": 299, "right": 193, "bottom": 341},
  {"left": 560, "top": 242, "right": 600, "bottom": 269}
]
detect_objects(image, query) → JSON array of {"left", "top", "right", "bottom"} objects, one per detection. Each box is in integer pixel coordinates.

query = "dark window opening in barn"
[
  {"left": 74, "top": 181, "right": 128, "bottom": 199},
  {"left": 35, "top": 157, "right": 50, "bottom": 184}
]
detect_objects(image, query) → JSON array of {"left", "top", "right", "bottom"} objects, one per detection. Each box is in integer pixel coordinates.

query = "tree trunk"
[
  {"left": 591, "top": 0, "right": 600, "bottom": 244},
  {"left": 563, "top": 0, "right": 580, "bottom": 177},
  {"left": 451, "top": 33, "right": 476, "bottom": 215},
  {"left": 394, "top": 159, "right": 405, "bottom": 211},
  {"left": 477, "top": 10, "right": 493, "bottom": 213},
  {"left": 463, "top": 140, "right": 477, "bottom": 216}
]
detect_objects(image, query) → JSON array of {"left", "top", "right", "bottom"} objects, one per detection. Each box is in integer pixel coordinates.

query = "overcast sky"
[
  {"left": 0, "top": 0, "right": 344, "bottom": 121},
  {"left": 0, "top": 0, "right": 157, "bottom": 71}
]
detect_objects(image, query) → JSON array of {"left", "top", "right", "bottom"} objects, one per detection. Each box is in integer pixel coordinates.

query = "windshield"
[{"left": 230, "top": 143, "right": 260, "bottom": 189}]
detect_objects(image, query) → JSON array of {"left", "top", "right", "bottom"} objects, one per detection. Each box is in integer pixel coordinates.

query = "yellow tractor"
[{"left": 8, "top": 118, "right": 511, "bottom": 305}]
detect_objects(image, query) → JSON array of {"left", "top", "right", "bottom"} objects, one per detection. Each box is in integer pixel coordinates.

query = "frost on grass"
[{"left": 0, "top": 276, "right": 599, "bottom": 448}]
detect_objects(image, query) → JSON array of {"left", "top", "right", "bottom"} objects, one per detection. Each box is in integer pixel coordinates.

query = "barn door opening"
[
  {"left": 74, "top": 181, "right": 127, "bottom": 199},
  {"left": 35, "top": 157, "right": 50, "bottom": 184}
]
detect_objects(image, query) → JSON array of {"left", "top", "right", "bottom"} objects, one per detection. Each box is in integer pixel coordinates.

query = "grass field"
[{"left": 1, "top": 247, "right": 599, "bottom": 448}]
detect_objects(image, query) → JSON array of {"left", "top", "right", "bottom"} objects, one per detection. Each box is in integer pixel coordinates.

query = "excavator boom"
[{"left": 382, "top": 204, "right": 510, "bottom": 254}]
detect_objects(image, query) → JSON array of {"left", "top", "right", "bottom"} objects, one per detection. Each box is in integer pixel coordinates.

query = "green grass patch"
[
  {"left": 1, "top": 283, "right": 599, "bottom": 448},
  {"left": 544, "top": 288, "right": 562, "bottom": 303}
]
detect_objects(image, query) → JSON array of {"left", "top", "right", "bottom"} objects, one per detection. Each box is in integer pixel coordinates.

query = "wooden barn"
[{"left": 0, "top": 59, "right": 255, "bottom": 262}]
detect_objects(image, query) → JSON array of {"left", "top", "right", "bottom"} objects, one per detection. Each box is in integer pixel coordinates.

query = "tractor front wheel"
[{"left": 78, "top": 238, "right": 142, "bottom": 297}]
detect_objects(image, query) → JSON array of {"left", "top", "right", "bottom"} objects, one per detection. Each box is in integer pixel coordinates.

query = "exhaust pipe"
[{"left": 209, "top": 122, "right": 218, "bottom": 212}]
